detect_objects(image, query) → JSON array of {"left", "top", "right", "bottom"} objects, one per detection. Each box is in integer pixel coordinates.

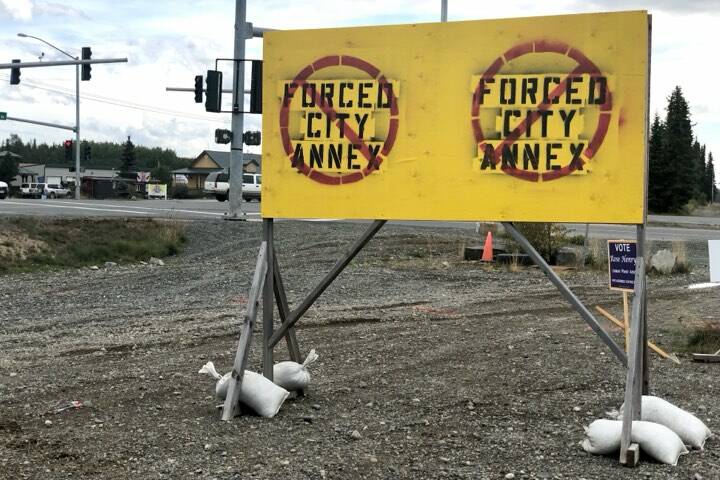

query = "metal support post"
[
  {"left": 262, "top": 219, "right": 274, "bottom": 380},
  {"left": 502, "top": 222, "right": 627, "bottom": 364},
  {"left": 226, "top": 0, "right": 247, "bottom": 220},
  {"left": 269, "top": 220, "right": 386, "bottom": 348},
  {"left": 441, "top": 0, "right": 448, "bottom": 21},
  {"left": 0, "top": 58, "right": 127, "bottom": 69},
  {"left": 75, "top": 62, "right": 80, "bottom": 199},
  {"left": 637, "top": 224, "right": 649, "bottom": 394},
  {"left": 6, "top": 116, "right": 75, "bottom": 131},
  {"left": 273, "top": 252, "right": 303, "bottom": 363},
  {"left": 222, "top": 241, "right": 268, "bottom": 421},
  {"left": 620, "top": 257, "right": 646, "bottom": 466}
]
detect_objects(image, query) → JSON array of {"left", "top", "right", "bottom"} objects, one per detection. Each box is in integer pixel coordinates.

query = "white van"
[{"left": 203, "top": 171, "right": 261, "bottom": 202}]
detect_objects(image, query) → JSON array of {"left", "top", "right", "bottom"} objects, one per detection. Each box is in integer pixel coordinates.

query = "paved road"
[
  {"left": 0, "top": 198, "right": 261, "bottom": 220},
  {"left": 1, "top": 198, "right": 719, "bottom": 241}
]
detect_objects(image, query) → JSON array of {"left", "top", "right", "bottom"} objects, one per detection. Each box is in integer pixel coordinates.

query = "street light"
[{"left": 18, "top": 33, "right": 81, "bottom": 200}]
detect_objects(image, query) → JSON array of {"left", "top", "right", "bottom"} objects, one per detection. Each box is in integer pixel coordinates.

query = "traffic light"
[
  {"left": 81, "top": 47, "right": 92, "bottom": 81},
  {"left": 194, "top": 75, "right": 203, "bottom": 103},
  {"left": 205, "top": 70, "right": 222, "bottom": 113},
  {"left": 215, "top": 129, "right": 232, "bottom": 144},
  {"left": 63, "top": 140, "right": 73, "bottom": 161},
  {"left": 10, "top": 59, "right": 20, "bottom": 85},
  {"left": 250, "top": 60, "right": 262, "bottom": 114},
  {"left": 83, "top": 143, "right": 91, "bottom": 161},
  {"left": 242, "top": 131, "right": 261, "bottom": 146}
]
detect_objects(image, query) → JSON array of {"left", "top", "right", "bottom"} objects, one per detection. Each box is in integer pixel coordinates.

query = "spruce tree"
[
  {"left": 662, "top": 86, "right": 694, "bottom": 212},
  {"left": 0, "top": 155, "right": 19, "bottom": 184},
  {"left": 120, "top": 136, "right": 136, "bottom": 175},
  {"left": 706, "top": 152, "right": 716, "bottom": 203},
  {"left": 690, "top": 140, "right": 706, "bottom": 202},
  {"left": 648, "top": 114, "right": 668, "bottom": 211}
]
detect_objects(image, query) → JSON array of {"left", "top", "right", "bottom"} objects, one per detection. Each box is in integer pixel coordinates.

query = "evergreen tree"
[
  {"left": 151, "top": 162, "right": 173, "bottom": 186},
  {"left": 0, "top": 155, "right": 19, "bottom": 184},
  {"left": 1, "top": 134, "right": 193, "bottom": 171},
  {"left": 662, "top": 86, "right": 694, "bottom": 212},
  {"left": 648, "top": 114, "right": 668, "bottom": 211},
  {"left": 706, "top": 152, "right": 717, "bottom": 203},
  {"left": 120, "top": 136, "right": 136, "bottom": 175},
  {"left": 690, "top": 140, "right": 706, "bottom": 202}
]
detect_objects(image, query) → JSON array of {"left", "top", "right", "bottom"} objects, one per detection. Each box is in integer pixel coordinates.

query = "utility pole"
[
  {"left": 227, "top": 0, "right": 248, "bottom": 220},
  {"left": 17, "top": 34, "right": 82, "bottom": 199}
]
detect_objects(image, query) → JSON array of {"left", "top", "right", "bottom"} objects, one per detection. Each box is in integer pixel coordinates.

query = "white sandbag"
[
  {"left": 582, "top": 419, "right": 622, "bottom": 455},
  {"left": 199, "top": 361, "right": 231, "bottom": 400},
  {"left": 199, "top": 362, "right": 289, "bottom": 418},
  {"left": 239, "top": 370, "right": 289, "bottom": 418},
  {"left": 273, "top": 349, "right": 319, "bottom": 391},
  {"left": 582, "top": 419, "right": 688, "bottom": 465},
  {"left": 619, "top": 396, "right": 712, "bottom": 450}
]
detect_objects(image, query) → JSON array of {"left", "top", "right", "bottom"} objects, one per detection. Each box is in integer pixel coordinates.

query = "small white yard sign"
[{"left": 710, "top": 240, "right": 720, "bottom": 283}]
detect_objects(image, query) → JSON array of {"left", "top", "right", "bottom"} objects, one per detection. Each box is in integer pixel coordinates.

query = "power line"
[{"left": 0, "top": 74, "right": 231, "bottom": 124}]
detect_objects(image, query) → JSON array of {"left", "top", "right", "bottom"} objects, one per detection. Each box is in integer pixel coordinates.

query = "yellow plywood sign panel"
[{"left": 262, "top": 11, "right": 649, "bottom": 223}]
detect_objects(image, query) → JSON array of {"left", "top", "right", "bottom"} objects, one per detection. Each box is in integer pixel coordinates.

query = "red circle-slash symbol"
[
  {"left": 470, "top": 41, "right": 612, "bottom": 182},
  {"left": 279, "top": 55, "right": 399, "bottom": 185}
]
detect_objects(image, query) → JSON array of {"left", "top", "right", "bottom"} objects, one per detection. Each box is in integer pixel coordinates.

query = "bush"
[
  {"left": 510, "top": 222, "right": 571, "bottom": 264},
  {"left": 172, "top": 184, "right": 189, "bottom": 199}
]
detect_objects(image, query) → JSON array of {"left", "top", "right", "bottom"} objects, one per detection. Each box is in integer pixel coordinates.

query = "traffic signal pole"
[
  {"left": 75, "top": 61, "right": 80, "bottom": 199},
  {"left": 4, "top": 39, "right": 126, "bottom": 199},
  {"left": 227, "top": 0, "right": 248, "bottom": 220}
]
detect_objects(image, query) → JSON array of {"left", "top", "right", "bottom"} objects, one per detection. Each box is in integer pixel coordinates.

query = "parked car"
[
  {"left": 37, "top": 183, "right": 71, "bottom": 199},
  {"left": 0, "top": 181, "right": 8, "bottom": 199},
  {"left": 204, "top": 172, "right": 261, "bottom": 202},
  {"left": 20, "top": 183, "right": 41, "bottom": 198}
]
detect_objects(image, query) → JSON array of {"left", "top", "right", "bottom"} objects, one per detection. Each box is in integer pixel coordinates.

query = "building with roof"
[{"left": 172, "top": 150, "right": 261, "bottom": 193}]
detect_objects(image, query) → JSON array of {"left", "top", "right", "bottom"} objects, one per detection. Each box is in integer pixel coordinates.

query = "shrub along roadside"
[{"left": 0, "top": 217, "right": 186, "bottom": 274}]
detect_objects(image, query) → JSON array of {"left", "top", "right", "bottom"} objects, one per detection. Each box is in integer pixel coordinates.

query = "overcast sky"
[{"left": 0, "top": 0, "right": 718, "bottom": 177}]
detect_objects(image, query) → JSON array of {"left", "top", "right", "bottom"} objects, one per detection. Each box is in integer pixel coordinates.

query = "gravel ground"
[{"left": 0, "top": 219, "right": 718, "bottom": 480}]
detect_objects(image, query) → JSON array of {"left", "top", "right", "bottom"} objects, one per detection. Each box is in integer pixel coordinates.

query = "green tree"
[
  {"left": 690, "top": 140, "right": 707, "bottom": 203},
  {"left": 662, "top": 86, "right": 694, "bottom": 212},
  {"left": 120, "top": 136, "right": 136, "bottom": 175},
  {"left": 706, "top": 152, "right": 717, "bottom": 203},
  {"left": 0, "top": 155, "right": 19, "bottom": 184},
  {"left": 1, "top": 134, "right": 193, "bottom": 172},
  {"left": 648, "top": 114, "right": 668, "bottom": 211},
  {"left": 151, "top": 162, "right": 173, "bottom": 186}
]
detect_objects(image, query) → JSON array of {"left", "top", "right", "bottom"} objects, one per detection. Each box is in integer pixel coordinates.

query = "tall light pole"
[{"left": 18, "top": 33, "right": 81, "bottom": 199}]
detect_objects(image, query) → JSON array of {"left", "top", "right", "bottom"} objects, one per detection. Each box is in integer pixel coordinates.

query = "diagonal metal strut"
[
  {"left": 268, "top": 220, "right": 386, "bottom": 348},
  {"left": 502, "top": 222, "right": 627, "bottom": 365}
]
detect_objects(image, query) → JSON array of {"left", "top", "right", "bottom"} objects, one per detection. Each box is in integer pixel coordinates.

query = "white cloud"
[{"left": 0, "top": 0, "right": 33, "bottom": 20}]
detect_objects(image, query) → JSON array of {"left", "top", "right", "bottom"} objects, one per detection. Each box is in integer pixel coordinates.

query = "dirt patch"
[{"left": 0, "top": 220, "right": 718, "bottom": 479}]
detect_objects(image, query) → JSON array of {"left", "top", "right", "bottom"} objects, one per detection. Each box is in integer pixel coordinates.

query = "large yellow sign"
[{"left": 262, "top": 11, "right": 649, "bottom": 223}]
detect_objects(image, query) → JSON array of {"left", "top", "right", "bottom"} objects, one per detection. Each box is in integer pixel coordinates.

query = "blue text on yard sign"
[{"left": 608, "top": 240, "right": 636, "bottom": 292}]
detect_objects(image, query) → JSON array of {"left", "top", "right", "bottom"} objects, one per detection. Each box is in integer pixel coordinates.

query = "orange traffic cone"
[{"left": 481, "top": 231, "right": 494, "bottom": 262}]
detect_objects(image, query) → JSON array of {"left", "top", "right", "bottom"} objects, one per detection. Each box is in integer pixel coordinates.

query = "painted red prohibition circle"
[
  {"left": 470, "top": 40, "right": 613, "bottom": 182},
  {"left": 279, "top": 55, "right": 399, "bottom": 185}
]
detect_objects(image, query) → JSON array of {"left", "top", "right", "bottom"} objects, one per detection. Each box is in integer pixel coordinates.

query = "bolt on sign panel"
[{"left": 262, "top": 11, "right": 649, "bottom": 223}]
